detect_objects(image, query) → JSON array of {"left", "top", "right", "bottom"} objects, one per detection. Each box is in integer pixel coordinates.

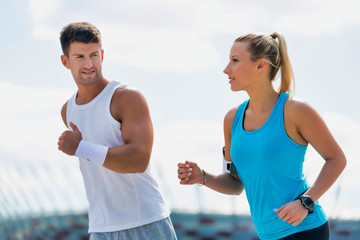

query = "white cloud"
[
  {"left": 0, "top": 82, "right": 70, "bottom": 118},
  {"left": 102, "top": 26, "right": 220, "bottom": 73},
  {"left": 28, "top": 0, "right": 62, "bottom": 39},
  {"left": 0, "top": 82, "right": 86, "bottom": 217},
  {"left": 270, "top": 2, "right": 351, "bottom": 35},
  {"left": 220, "top": 0, "right": 360, "bottom": 36},
  {"left": 26, "top": 0, "right": 360, "bottom": 73},
  {"left": 0, "top": 82, "right": 72, "bottom": 163}
]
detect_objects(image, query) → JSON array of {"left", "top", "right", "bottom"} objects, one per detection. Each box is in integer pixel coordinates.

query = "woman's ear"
[
  {"left": 257, "top": 59, "right": 268, "bottom": 69},
  {"left": 257, "top": 59, "right": 268, "bottom": 70}
]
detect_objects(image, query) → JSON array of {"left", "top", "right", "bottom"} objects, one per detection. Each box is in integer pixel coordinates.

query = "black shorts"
[{"left": 278, "top": 222, "right": 329, "bottom": 240}]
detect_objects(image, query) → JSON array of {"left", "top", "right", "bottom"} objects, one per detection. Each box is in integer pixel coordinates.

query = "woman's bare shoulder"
[
  {"left": 224, "top": 106, "right": 239, "bottom": 122},
  {"left": 285, "top": 95, "right": 322, "bottom": 126},
  {"left": 285, "top": 96, "right": 314, "bottom": 115}
]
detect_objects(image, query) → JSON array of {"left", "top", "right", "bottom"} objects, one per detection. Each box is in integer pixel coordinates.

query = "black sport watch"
[{"left": 297, "top": 195, "right": 314, "bottom": 213}]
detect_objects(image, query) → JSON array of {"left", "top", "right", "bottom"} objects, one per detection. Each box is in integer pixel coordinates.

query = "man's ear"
[
  {"left": 61, "top": 55, "right": 70, "bottom": 69},
  {"left": 101, "top": 49, "right": 104, "bottom": 62}
]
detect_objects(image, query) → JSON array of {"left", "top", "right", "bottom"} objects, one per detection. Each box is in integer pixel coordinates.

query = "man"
[{"left": 57, "top": 22, "right": 177, "bottom": 240}]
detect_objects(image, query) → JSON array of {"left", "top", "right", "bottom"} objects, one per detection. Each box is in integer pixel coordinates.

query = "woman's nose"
[{"left": 223, "top": 64, "right": 230, "bottom": 75}]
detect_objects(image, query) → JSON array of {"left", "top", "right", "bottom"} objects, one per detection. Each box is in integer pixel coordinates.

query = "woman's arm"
[
  {"left": 275, "top": 98, "right": 346, "bottom": 226},
  {"left": 287, "top": 98, "right": 346, "bottom": 202},
  {"left": 294, "top": 101, "right": 346, "bottom": 200},
  {"left": 177, "top": 107, "right": 244, "bottom": 195},
  {"left": 177, "top": 161, "right": 243, "bottom": 195}
]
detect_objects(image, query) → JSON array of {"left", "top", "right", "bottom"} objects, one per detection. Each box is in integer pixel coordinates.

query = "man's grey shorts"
[{"left": 89, "top": 217, "right": 177, "bottom": 240}]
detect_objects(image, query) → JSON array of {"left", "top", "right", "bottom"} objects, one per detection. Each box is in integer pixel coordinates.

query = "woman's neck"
[{"left": 246, "top": 86, "right": 280, "bottom": 113}]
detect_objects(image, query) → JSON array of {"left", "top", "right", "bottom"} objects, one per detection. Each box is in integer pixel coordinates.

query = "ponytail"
[{"left": 271, "top": 33, "right": 294, "bottom": 94}]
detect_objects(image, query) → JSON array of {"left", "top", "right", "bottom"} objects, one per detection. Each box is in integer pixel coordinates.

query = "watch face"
[{"left": 300, "top": 196, "right": 314, "bottom": 213}]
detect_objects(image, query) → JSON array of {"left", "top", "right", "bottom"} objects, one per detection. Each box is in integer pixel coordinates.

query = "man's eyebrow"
[{"left": 72, "top": 51, "right": 99, "bottom": 57}]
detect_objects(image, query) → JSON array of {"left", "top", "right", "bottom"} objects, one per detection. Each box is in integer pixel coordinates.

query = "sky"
[{"left": 0, "top": 0, "right": 360, "bottom": 220}]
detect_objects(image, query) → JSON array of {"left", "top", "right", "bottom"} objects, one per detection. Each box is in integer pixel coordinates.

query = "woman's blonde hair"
[{"left": 234, "top": 32, "right": 294, "bottom": 94}]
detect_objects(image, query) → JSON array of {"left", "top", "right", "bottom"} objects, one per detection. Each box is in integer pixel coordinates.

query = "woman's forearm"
[{"left": 200, "top": 171, "right": 244, "bottom": 195}]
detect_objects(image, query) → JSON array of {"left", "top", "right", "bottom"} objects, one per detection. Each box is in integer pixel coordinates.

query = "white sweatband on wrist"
[{"left": 75, "top": 140, "right": 109, "bottom": 166}]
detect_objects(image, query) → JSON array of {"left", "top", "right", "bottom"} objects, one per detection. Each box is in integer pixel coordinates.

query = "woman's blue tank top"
[{"left": 230, "top": 92, "right": 327, "bottom": 240}]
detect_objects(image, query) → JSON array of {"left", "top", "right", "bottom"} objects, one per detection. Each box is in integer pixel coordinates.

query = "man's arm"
[
  {"left": 58, "top": 87, "right": 154, "bottom": 174},
  {"left": 61, "top": 101, "right": 68, "bottom": 128},
  {"left": 103, "top": 87, "right": 154, "bottom": 173}
]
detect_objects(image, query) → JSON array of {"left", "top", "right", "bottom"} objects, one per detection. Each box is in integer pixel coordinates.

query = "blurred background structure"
[
  {"left": 0, "top": 160, "right": 359, "bottom": 240},
  {"left": 1, "top": 0, "right": 360, "bottom": 239}
]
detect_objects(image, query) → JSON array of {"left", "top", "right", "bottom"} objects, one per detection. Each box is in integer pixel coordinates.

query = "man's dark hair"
[{"left": 60, "top": 22, "right": 102, "bottom": 57}]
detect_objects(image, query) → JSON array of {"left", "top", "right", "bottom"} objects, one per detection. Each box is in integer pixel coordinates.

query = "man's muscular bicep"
[{"left": 111, "top": 88, "right": 153, "bottom": 147}]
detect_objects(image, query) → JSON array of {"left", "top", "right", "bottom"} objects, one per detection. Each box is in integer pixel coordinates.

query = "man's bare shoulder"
[
  {"left": 113, "top": 86, "right": 146, "bottom": 103},
  {"left": 111, "top": 86, "right": 150, "bottom": 121}
]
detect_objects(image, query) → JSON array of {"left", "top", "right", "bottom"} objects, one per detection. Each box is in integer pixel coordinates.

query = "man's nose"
[{"left": 84, "top": 57, "right": 93, "bottom": 68}]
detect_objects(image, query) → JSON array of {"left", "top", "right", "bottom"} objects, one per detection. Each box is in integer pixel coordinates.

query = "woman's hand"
[
  {"left": 274, "top": 199, "right": 308, "bottom": 226},
  {"left": 177, "top": 161, "right": 203, "bottom": 185}
]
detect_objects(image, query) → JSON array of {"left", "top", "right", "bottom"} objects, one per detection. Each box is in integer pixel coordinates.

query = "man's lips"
[{"left": 81, "top": 70, "right": 95, "bottom": 75}]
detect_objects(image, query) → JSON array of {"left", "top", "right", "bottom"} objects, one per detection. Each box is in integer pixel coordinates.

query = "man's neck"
[{"left": 76, "top": 77, "right": 109, "bottom": 105}]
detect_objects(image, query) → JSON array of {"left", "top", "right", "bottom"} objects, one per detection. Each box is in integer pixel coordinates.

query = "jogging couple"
[{"left": 57, "top": 22, "right": 346, "bottom": 240}]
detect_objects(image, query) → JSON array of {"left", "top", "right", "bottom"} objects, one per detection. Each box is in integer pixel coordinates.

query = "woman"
[{"left": 177, "top": 33, "right": 346, "bottom": 240}]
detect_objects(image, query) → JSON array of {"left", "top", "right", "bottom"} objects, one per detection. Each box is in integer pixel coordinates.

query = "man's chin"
[{"left": 78, "top": 76, "right": 100, "bottom": 85}]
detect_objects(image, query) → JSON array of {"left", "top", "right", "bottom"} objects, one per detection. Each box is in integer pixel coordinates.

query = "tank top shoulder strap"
[
  {"left": 278, "top": 92, "right": 289, "bottom": 107},
  {"left": 267, "top": 92, "right": 290, "bottom": 132},
  {"left": 231, "top": 99, "right": 250, "bottom": 136},
  {"left": 104, "top": 81, "right": 125, "bottom": 105}
]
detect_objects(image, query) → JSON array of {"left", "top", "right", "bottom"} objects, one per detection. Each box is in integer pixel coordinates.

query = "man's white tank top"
[{"left": 66, "top": 80, "right": 170, "bottom": 233}]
